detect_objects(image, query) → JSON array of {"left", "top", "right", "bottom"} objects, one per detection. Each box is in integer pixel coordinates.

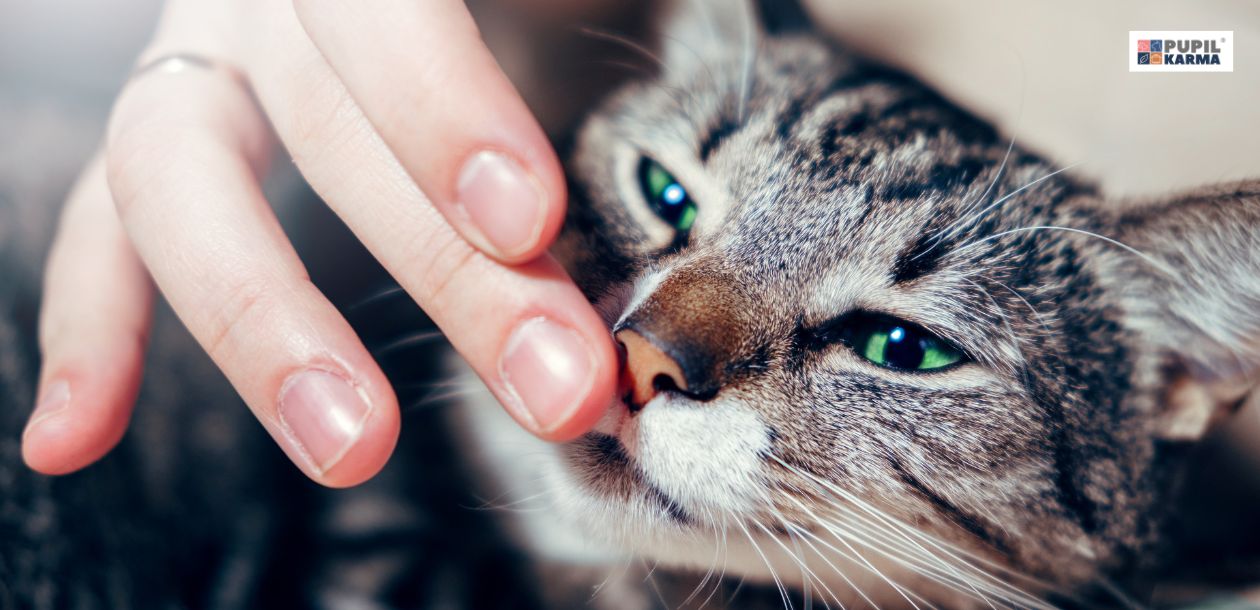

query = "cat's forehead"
[{"left": 607, "top": 38, "right": 1033, "bottom": 275}]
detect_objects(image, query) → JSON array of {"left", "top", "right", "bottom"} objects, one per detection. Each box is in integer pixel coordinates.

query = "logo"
[{"left": 1130, "top": 31, "right": 1233, "bottom": 72}]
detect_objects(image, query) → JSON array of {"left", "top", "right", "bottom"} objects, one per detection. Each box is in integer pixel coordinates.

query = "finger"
[
  {"left": 244, "top": 3, "right": 617, "bottom": 440},
  {"left": 23, "top": 153, "right": 153, "bottom": 475},
  {"left": 105, "top": 54, "right": 398, "bottom": 487},
  {"left": 291, "top": 0, "right": 565, "bottom": 264}
]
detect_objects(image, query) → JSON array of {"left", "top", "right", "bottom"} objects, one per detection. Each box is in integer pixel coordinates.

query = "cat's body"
[{"left": 3, "top": 1, "right": 1260, "bottom": 608}]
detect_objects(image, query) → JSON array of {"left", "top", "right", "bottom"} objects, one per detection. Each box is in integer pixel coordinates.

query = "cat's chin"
[
  {"left": 558, "top": 392, "right": 774, "bottom": 526},
  {"left": 455, "top": 365, "right": 1036, "bottom": 608},
  {"left": 542, "top": 455, "right": 999, "bottom": 610}
]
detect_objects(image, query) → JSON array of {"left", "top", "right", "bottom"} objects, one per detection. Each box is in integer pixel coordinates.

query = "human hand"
[{"left": 22, "top": 0, "right": 618, "bottom": 487}]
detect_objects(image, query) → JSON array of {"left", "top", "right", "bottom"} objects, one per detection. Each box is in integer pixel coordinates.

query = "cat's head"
[{"left": 548, "top": 0, "right": 1260, "bottom": 604}]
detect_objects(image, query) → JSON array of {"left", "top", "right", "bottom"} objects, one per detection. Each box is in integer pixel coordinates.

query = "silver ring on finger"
[{"left": 128, "top": 52, "right": 246, "bottom": 87}]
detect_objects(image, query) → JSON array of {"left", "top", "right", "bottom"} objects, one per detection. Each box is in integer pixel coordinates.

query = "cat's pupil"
[
  {"left": 638, "top": 158, "right": 697, "bottom": 232},
  {"left": 845, "top": 314, "right": 963, "bottom": 371},
  {"left": 883, "top": 326, "right": 926, "bottom": 369}
]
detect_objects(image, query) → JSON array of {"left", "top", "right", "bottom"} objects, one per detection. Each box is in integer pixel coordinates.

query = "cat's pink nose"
[{"left": 615, "top": 328, "right": 688, "bottom": 411}]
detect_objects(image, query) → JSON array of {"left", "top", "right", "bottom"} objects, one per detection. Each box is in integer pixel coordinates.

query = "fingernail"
[
  {"left": 499, "top": 317, "right": 597, "bottom": 433},
  {"left": 456, "top": 150, "right": 546, "bottom": 258},
  {"left": 26, "top": 380, "right": 71, "bottom": 431},
  {"left": 278, "top": 370, "right": 372, "bottom": 475}
]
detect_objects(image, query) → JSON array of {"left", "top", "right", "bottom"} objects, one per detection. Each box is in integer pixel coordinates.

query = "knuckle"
[
  {"left": 105, "top": 76, "right": 260, "bottom": 219},
  {"left": 202, "top": 275, "right": 277, "bottom": 362},
  {"left": 284, "top": 74, "right": 367, "bottom": 168},
  {"left": 407, "top": 231, "right": 482, "bottom": 311}
]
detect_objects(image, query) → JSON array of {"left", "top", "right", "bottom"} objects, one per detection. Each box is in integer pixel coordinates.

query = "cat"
[
  {"left": 452, "top": 0, "right": 1260, "bottom": 607},
  {"left": 3, "top": 0, "right": 1260, "bottom": 608}
]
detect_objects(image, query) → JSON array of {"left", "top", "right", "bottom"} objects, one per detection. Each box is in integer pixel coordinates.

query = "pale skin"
[{"left": 22, "top": 0, "right": 619, "bottom": 488}]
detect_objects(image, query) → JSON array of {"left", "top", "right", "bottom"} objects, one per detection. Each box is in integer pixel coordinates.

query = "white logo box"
[{"left": 1129, "top": 30, "right": 1234, "bottom": 73}]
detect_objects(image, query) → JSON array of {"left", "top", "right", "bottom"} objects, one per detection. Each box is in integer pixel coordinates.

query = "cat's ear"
[
  {"left": 656, "top": 0, "right": 812, "bottom": 67},
  {"left": 1106, "top": 183, "right": 1260, "bottom": 441}
]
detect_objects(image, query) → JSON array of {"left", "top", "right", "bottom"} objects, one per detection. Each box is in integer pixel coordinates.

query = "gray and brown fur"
[{"left": 528, "top": 0, "right": 1260, "bottom": 606}]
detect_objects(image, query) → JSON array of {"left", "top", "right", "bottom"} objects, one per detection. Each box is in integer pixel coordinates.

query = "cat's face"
[{"left": 545, "top": 5, "right": 1251, "bottom": 605}]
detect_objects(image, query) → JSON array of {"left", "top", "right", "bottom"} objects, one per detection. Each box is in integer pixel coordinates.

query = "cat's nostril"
[
  {"left": 615, "top": 327, "right": 692, "bottom": 410},
  {"left": 652, "top": 373, "right": 682, "bottom": 395}
]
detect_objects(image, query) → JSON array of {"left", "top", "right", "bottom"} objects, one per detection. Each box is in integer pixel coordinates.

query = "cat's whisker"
[
  {"left": 771, "top": 457, "right": 980, "bottom": 571},
  {"left": 759, "top": 503, "right": 860, "bottom": 610},
  {"left": 590, "top": 553, "right": 637, "bottom": 601},
  {"left": 640, "top": 556, "right": 672, "bottom": 609},
  {"left": 462, "top": 470, "right": 558, "bottom": 517},
  {"left": 913, "top": 133, "right": 1020, "bottom": 263},
  {"left": 468, "top": 493, "right": 550, "bottom": 514},
  {"left": 575, "top": 26, "right": 708, "bottom": 110},
  {"left": 391, "top": 376, "right": 474, "bottom": 392},
  {"left": 760, "top": 485, "right": 944, "bottom": 609},
  {"left": 776, "top": 493, "right": 929, "bottom": 610},
  {"left": 829, "top": 503, "right": 1056, "bottom": 610},
  {"left": 371, "top": 329, "right": 447, "bottom": 357},
  {"left": 988, "top": 276, "right": 1053, "bottom": 336},
  {"left": 680, "top": 508, "right": 729, "bottom": 608},
  {"left": 806, "top": 500, "right": 1031, "bottom": 609},
  {"left": 818, "top": 490, "right": 1047, "bottom": 605},
  {"left": 961, "top": 277, "right": 1020, "bottom": 351},
  {"left": 581, "top": 58, "right": 705, "bottom": 112},
  {"left": 658, "top": 30, "right": 721, "bottom": 94},
  {"left": 924, "top": 52, "right": 1030, "bottom": 255},
  {"left": 400, "top": 385, "right": 483, "bottom": 413},
  {"left": 581, "top": 58, "right": 653, "bottom": 78},
  {"left": 781, "top": 522, "right": 860, "bottom": 610},
  {"left": 641, "top": 557, "right": 661, "bottom": 584},
  {"left": 816, "top": 512, "right": 989, "bottom": 606},
  {"left": 769, "top": 455, "right": 1058, "bottom": 608},
  {"left": 730, "top": 510, "right": 794, "bottom": 610},
  {"left": 464, "top": 482, "right": 552, "bottom": 513},
  {"left": 1093, "top": 576, "right": 1147, "bottom": 610},
  {"left": 345, "top": 284, "right": 406, "bottom": 311},
  {"left": 793, "top": 546, "right": 840, "bottom": 610},
  {"left": 751, "top": 514, "right": 844, "bottom": 610},
  {"left": 955, "top": 226, "right": 1181, "bottom": 280},
  {"left": 803, "top": 515, "right": 969, "bottom": 610},
  {"left": 942, "top": 163, "right": 1084, "bottom": 246},
  {"left": 784, "top": 528, "right": 828, "bottom": 610},
  {"left": 771, "top": 470, "right": 952, "bottom": 574},
  {"left": 576, "top": 26, "right": 666, "bottom": 71},
  {"left": 806, "top": 499, "right": 948, "bottom": 576},
  {"left": 699, "top": 516, "right": 735, "bottom": 610}
]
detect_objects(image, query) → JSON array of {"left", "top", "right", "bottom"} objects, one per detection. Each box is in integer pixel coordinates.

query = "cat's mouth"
[{"left": 566, "top": 432, "right": 693, "bottom": 525}]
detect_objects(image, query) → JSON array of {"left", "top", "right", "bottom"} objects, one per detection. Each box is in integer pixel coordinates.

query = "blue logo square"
[
  {"left": 1137, "top": 52, "right": 1150, "bottom": 64},
  {"left": 1150, "top": 40, "right": 1163, "bottom": 52}
]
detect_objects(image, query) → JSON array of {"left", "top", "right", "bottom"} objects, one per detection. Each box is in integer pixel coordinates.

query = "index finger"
[{"left": 292, "top": 0, "right": 566, "bottom": 264}]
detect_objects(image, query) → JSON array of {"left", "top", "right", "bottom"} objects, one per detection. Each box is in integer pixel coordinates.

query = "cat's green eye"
[
  {"left": 637, "top": 158, "right": 697, "bottom": 232},
  {"left": 842, "top": 314, "right": 964, "bottom": 372}
]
